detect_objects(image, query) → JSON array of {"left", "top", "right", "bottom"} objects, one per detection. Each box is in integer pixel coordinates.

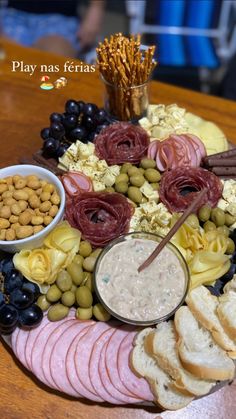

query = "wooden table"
[{"left": 1, "top": 39, "right": 236, "bottom": 419}]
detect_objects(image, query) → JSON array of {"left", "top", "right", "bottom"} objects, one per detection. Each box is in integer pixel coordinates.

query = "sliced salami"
[
  {"left": 117, "top": 331, "right": 153, "bottom": 401},
  {"left": 89, "top": 327, "right": 125, "bottom": 404},
  {"left": 74, "top": 322, "right": 110, "bottom": 398},
  {"left": 99, "top": 337, "right": 139, "bottom": 404},
  {"left": 105, "top": 326, "right": 141, "bottom": 401},
  {"left": 66, "top": 323, "right": 103, "bottom": 402}
]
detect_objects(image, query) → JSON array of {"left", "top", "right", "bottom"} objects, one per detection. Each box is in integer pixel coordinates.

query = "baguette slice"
[
  {"left": 144, "top": 321, "right": 215, "bottom": 396},
  {"left": 186, "top": 286, "right": 236, "bottom": 358},
  {"left": 131, "top": 328, "right": 193, "bottom": 410},
  {"left": 217, "top": 291, "right": 236, "bottom": 340},
  {"left": 175, "top": 306, "right": 235, "bottom": 381}
]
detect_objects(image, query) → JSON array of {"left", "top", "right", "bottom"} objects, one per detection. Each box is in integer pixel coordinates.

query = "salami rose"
[
  {"left": 94, "top": 122, "right": 150, "bottom": 165},
  {"left": 65, "top": 192, "right": 134, "bottom": 247},
  {"left": 159, "top": 167, "right": 223, "bottom": 213}
]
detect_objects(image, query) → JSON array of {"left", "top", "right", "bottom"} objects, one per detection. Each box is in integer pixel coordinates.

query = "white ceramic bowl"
[{"left": 0, "top": 165, "right": 65, "bottom": 253}]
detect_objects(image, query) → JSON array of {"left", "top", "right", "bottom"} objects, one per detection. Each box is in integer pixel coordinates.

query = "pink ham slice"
[
  {"left": 105, "top": 325, "right": 142, "bottom": 401},
  {"left": 13, "top": 329, "right": 29, "bottom": 369},
  {"left": 31, "top": 312, "right": 75, "bottom": 388},
  {"left": 74, "top": 322, "right": 110, "bottom": 399},
  {"left": 50, "top": 321, "right": 91, "bottom": 397},
  {"left": 42, "top": 319, "right": 76, "bottom": 389},
  {"left": 66, "top": 323, "right": 103, "bottom": 402},
  {"left": 117, "top": 331, "right": 154, "bottom": 401},
  {"left": 99, "top": 337, "right": 139, "bottom": 404},
  {"left": 89, "top": 327, "right": 125, "bottom": 405},
  {"left": 147, "top": 140, "right": 159, "bottom": 160},
  {"left": 25, "top": 314, "right": 49, "bottom": 370}
]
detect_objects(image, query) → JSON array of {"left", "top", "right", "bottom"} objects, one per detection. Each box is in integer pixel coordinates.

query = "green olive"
[
  {"left": 61, "top": 291, "right": 76, "bottom": 307},
  {"left": 76, "top": 286, "right": 93, "bottom": 308},
  {"left": 82, "top": 272, "right": 94, "bottom": 292},
  {"left": 141, "top": 196, "right": 148, "bottom": 203},
  {"left": 226, "top": 238, "right": 235, "bottom": 254},
  {"left": 150, "top": 182, "right": 159, "bottom": 190},
  {"left": 67, "top": 262, "right": 84, "bottom": 286},
  {"left": 140, "top": 158, "right": 156, "bottom": 169},
  {"left": 56, "top": 270, "right": 72, "bottom": 292},
  {"left": 37, "top": 295, "right": 51, "bottom": 311},
  {"left": 76, "top": 307, "right": 93, "bottom": 320},
  {"left": 198, "top": 205, "right": 211, "bottom": 222},
  {"left": 93, "top": 303, "right": 111, "bottom": 321},
  {"left": 90, "top": 248, "right": 102, "bottom": 259},
  {"left": 115, "top": 182, "right": 128, "bottom": 194},
  {"left": 46, "top": 284, "right": 62, "bottom": 303},
  {"left": 70, "top": 283, "right": 77, "bottom": 293},
  {"left": 144, "top": 168, "right": 161, "bottom": 183},
  {"left": 129, "top": 175, "right": 145, "bottom": 187},
  {"left": 211, "top": 208, "right": 225, "bottom": 227},
  {"left": 203, "top": 220, "right": 217, "bottom": 232},
  {"left": 138, "top": 167, "right": 145, "bottom": 175},
  {"left": 127, "top": 186, "right": 143, "bottom": 204},
  {"left": 47, "top": 304, "right": 69, "bottom": 322},
  {"left": 186, "top": 214, "right": 200, "bottom": 229},
  {"left": 79, "top": 240, "right": 92, "bottom": 258},
  {"left": 83, "top": 256, "right": 96, "bottom": 272},
  {"left": 217, "top": 226, "right": 230, "bottom": 237},
  {"left": 225, "top": 213, "right": 236, "bottom": 227},
  {"left": 120, "top": 163, "right": 132, "bottom": 174},
  {"left": 72, "top": 254, "right": 84, "bottom": 267},
  {"left": 105, "top": 187, "right": 115, "bottom": 193},
  {"left": 127, "top": 166, "right": 140, "bottom": 177},
  {"left": 115, "top": 173, "right": 129, "bottom": 184}
]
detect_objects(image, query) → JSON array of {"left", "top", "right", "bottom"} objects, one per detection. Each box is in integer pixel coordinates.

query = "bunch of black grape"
[
  {"left": 0, "top": 257, "right": 43, "bottom": 335},
  {"left": 41, "top": 100, "right": 112, "bottom": 159}
]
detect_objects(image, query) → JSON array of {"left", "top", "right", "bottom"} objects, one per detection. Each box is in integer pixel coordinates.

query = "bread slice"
[
  {"left": 144, "top": 321, "right": 215, "bottom": 396},
  {"left": 186, "top": 286, "right": 236, "bottom": 358},
  {"left": 131, "top": 328, "right": 193, "bottom": 410},
  {"left": 217, "top": 291, "right": 236, "bottom": 340},
  {"left": 174, "top": 306, "right": 235, "bottom": 381}
]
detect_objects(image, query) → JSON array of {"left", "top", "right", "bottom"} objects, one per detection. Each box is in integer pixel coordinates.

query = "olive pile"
[
  {"left": 37, "top": 241, "right": 111, "bottom": 322},
  {"left": 196, "top": 205, "right": 236, "bottom": 254},
  {"left": 104, "top": 159, "right": 161, "bottom": 204}
]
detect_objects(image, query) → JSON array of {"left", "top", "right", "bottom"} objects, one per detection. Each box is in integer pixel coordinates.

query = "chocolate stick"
[{"left": 138, "top": 188, "right": 208, "bottom": 273}]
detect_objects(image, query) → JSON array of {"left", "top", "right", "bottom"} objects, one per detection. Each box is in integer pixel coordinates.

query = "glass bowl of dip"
[{"left": 93, "top": 232, "right": 190, "bottom": 326}]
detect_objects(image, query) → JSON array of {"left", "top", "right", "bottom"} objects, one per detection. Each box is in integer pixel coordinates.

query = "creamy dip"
[{"left": 96, "top": 238, "right": 186, "bottom": 322}]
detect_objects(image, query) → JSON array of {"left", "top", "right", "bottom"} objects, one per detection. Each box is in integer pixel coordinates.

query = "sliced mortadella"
[
  {"left": 61, "top": 171, "right": 93, "bottom": 197},
  {"left": 147, "top": 140, "right": 159, "bottom": 160}
]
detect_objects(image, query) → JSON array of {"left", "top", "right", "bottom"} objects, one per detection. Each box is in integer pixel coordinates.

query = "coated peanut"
[
  {"left": 18, "top": 200, "right": 27, "bottom": 211},
  {"left": 13, "top": 190, "right": 29, "bottom": 201},
  {"left": 29, "top": 195, "right": 40, "bottom": 209},
  {"left": 51, "top": 193, "right": 60, "bottom": 205},
  {"left": 0, "top": 206, "right": 11, "bottom": 219},
  {"left": 15, "top": 178, "right": 27, "bottom": 189},
  {"left": 5, "top": 228, "right": 16, "bottom": 241},
  {"left": 5, "top": 176, "right": 13, "bottom": 186},
  {"left": 33, "top": 225, "right": 44, "bottom": 234},
  {"left": 3, "top": 198, "right": 16, "bottom": 206},
  {"left": 16, "top": 226, "right": 34, "bottom": 239},
  {"left": 40, "top": 191, "right": 51, "bottom": 202},
  {"left": 36, "top": 188, "right": 42, "bottom": 196},
  {"left": 11, "top": 222, "right": 21, "bottom": 230},
  {"left": 40, "top": 201, "right": 51, "bottom": 213},
  {"left": 27, "top": 179, "right": 41, "bottom": 189},
  {"left": 49, "top": 205, "right": 59, "bottom": 217},
  {"left": 9, "top": 215, "right": 19, "bottom": 224},
  {"left": 2, "top": 191, "right": 12, "bottom": 199},
  {"left": 0, "top": 218, "right": 10, "bottom": 229},
  {"left": 31, "top": 215, "right": 44, "bottom": 225},
  {"left": 19, "top": 211, "right": 32, "bottom": 226},
  {"left": 11, "top": 203, "right": 22, "bottom": 216},
  {"left": 0, "top": 229, "right": 6, "bottom": 240},
  {"left": 44, "top": 215, "right": 53, "bottom": 226},
  {"left": 43, "top": 183, "right": 54, "bottom": 194},
  {"left": 0, "top": 184, "right": 8, "bottom": 194}
]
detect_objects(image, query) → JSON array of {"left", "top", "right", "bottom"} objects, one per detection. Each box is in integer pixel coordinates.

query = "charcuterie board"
[{"left": 1, "top": 33, "right": 236, "bottom": 412}]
